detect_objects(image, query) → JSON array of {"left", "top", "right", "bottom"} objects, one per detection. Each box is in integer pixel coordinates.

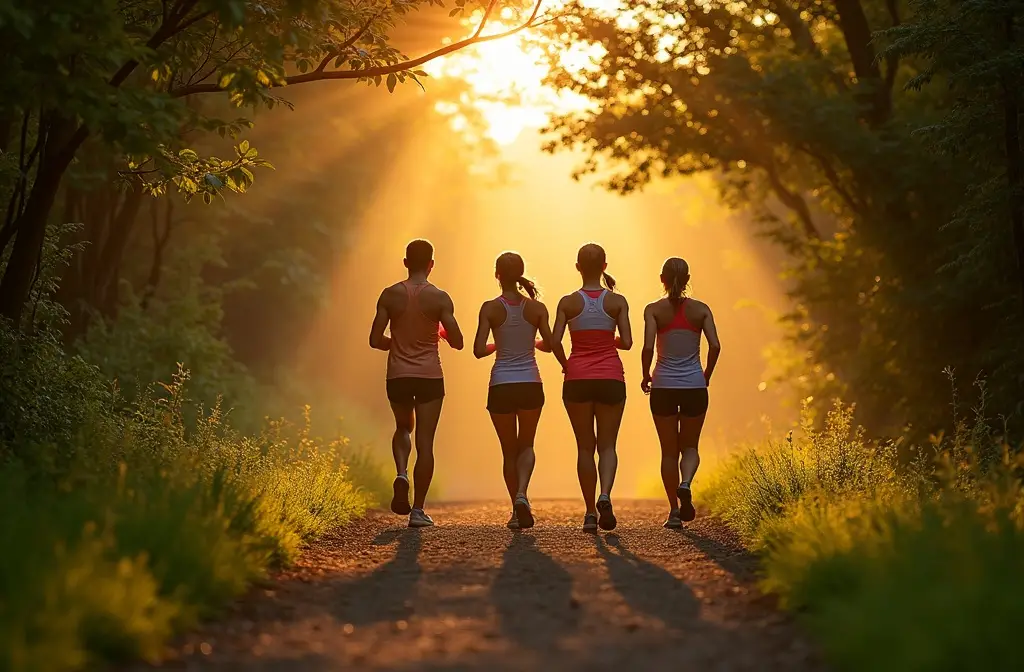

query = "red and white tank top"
[
  {"left": 652, "top": 299, "right": 705, "bottom": 389},
  {"left": 489, "top": 296, "right": 542, "bottom": 387},
  {"left": 386, "top": 281, "right": 443, "bottom": 380},
  {"left": 565, "top": 289, "right": 624, "bottom": 381}
]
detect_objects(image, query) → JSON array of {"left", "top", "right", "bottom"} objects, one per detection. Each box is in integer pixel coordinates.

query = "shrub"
[
  {"left": 704, "top": 397, "right": 1024, "bottom": 672},
  {"left": 0, "top": 346, "right": 377, "bottom": 671}
]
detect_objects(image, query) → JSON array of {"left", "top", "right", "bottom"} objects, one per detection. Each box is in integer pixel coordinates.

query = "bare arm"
[
  {"left": 641, "top": 304, "right": 658, "bottom": 393},
  {"left": 439, "top": 291, "right": 464, "bottom": 351},
  {"left": 614, "top": 297, "right": 633, "bottom": 350},
  {"left": 552, "top": 296, "right": 570, "bottom": 359},
  {"left": 473, "top": 302, "right": 496, "bottom": 359},
  {"left": 369, "top": 290, "right": 391, "bottom": 351},
  {"left": 535, "top": 303, "right": 568, "bottom": 371},
  {"left": 702, "top": 306, "right": 722, "bottom": 385}
]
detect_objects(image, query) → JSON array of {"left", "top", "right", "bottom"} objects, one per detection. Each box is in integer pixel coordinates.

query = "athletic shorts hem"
[
  {"left": 649, "top": 387, "right": 708, "bottom": 417},
  {"left": 386, "top": 377, "right": 445, "bottom": 404},
  {"left": 562, "top": 379, "right": 627, "bottom": 405},
  {"left": 486, "top": 382, "right": 545, "bottom": 414}
]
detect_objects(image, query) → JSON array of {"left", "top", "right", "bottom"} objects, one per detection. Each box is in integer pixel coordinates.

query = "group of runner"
[{"left": 368, "top": 240, "right": 721, "bottom": 531}]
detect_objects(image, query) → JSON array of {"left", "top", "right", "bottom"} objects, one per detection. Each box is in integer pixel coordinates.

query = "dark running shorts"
[
  {"left": 487, "top": 382, "right": 545, "bottom": 414},
  {"left": 562, "top": 379, "right": 627, "bottom": 405},
  {"left": 649, "top": 388, "right": 709, "bottom": 417},
  {"left": 386, "top": 377, "right": 445, "bottom": 405}
]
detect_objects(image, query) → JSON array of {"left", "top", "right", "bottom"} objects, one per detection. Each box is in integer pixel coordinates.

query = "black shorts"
[
  {"left": 386, "top": 377, "right": 445, "bottom": 405},
  {"left": 562, "top": 379, "right": 627, "bottom": 405},
  {"left": 487, "top": 382, "right": 545, "bottom": 414},
  {"left": 649, "top": 388, "right": 709, "bottom": 417}
]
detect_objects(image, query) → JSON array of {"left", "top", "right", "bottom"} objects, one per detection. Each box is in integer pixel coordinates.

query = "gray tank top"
[
  {"left": 489, "top": 297, "right": 542, "bottom": 386},
  {"left": 652, "top": 299, "right": 706, "bottom": 389}
]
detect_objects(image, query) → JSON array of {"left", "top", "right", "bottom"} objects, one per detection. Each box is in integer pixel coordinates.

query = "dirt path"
[{"left": 146, "top": 500, "right": 821, "bottom": 671}]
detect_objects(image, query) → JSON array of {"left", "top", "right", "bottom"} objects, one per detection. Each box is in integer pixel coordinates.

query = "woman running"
[
  {"left": 553, "top": 243, "right": 632, "bottom": 532},
  {"left": 640, "top": 257, "right": 721, "bottom": 528},
  {"left": 474, "top": 252, "right": 567, "bottom": 530}
]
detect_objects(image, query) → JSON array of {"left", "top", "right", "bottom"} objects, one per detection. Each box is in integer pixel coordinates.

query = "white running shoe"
[{"left": 408, "top": 508, "right": 434, "bottom": 528}]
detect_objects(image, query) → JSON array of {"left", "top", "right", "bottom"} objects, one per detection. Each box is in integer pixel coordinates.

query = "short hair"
[{"left": 405, "top": 239, "right": 434, "bottom": 272}]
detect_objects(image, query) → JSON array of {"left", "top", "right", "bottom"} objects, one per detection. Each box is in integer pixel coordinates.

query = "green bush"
[
  {"left": 704, "top": 401, "right": 1024, "bottom": 671},
  {"left": 0, "top": 326, "right": 379, "bottom": 671}
]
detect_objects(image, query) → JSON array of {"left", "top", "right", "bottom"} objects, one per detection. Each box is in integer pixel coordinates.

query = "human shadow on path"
[
  {"left": 593, "top": 533, "right": 702, "bottom": 629},
  {"left": 490, "top": 533, "right": 580, "bottom": 650},
  {"left": 678, "top": 524, "right": 757, "bottom": 581},
  {"left": 329, "top": 527, "right": 423, "bottom": 626}
]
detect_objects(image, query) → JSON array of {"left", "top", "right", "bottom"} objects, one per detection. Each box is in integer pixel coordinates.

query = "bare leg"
[
  {"left": 489, "top": 411, "right": 520, "bottom": 504},
  {"left": 594, "top": 401, "right": 625, "bottom": 497},
  {"left": 653, "top": 413, "right": 681, "bottom": 510},
  {"left": 389, "top": 402, "right": 415, "bottom": 476},
  {"left": 678, "top": 413, "right": 707, "bottom": 486},
  {"left": 411, "top": 397, "right": 444, "bottom": 510},
  {"left": 565, "top": 401, "right": 597, "bottom": 514},
  {"left": 514, "top": 407, "right": 542, "bottom": 498}
]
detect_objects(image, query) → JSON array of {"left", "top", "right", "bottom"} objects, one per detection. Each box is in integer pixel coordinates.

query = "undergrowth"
[
  {"left": 0, "top": 324, "right": 383, "bottom": 671},
  {"left": 703, "top": 393, "right": 1024, "bottom": 671}
]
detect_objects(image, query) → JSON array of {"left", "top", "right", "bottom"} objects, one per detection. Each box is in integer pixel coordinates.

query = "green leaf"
[{"left": 386, "top": 73, "right": 397, "bottom": 93}]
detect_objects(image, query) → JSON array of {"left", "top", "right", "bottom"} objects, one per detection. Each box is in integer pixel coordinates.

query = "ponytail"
[
  {"left": 496, "top": 251, "right": 538, "bottom": 299},
  {"left": 578, "top": 243, "right": 615, "bottom": 290},
  {"left": 668, "top": 274, "right": 684, "bottom": 305},
  {"left": 661, "top": 257, "right": 690, "bottom": 305},
  {"left": 517, "top": 275, "right": 538, "bottom": 299}
]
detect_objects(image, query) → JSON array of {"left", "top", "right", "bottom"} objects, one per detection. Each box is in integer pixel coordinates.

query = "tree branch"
[
  {"left": 798, "top": 145, "right": 864, "bottom": 217},
  {"left": 173, "top": 0, "right": 546, "bottom": 97},
  {"left": 315, "top": 7, "right": 386, "bottom": 73}
]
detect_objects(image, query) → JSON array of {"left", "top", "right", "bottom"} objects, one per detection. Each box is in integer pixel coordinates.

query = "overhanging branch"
[{"left": 172, "top": 0, "right": 545, "bottom": 98}]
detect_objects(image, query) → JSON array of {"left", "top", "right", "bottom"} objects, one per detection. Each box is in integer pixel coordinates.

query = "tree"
[
  {"left": 0, "top": 0, "right": 547, "bottom": 325},
  {"left": 535, "top": 0, "right": 1022, "bottom": 433}
]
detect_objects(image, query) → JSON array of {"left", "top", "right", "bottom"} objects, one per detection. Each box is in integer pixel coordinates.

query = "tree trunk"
[
  {"left": 93, "top": 185, "right": 144, "bottom": 319},
  {"left": 1004, "top": 16, "right": 1024, "bottom": 317},
  {"left": 832, "top": 0, "right": 890, "bottom": 125},
  {"left": 0, "top": 119, "right": 86, "bottom": 325}
]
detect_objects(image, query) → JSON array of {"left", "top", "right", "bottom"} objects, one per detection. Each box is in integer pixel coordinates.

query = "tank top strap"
[{"left": 578, "top": 289, "right": 607, "bottom": 312}]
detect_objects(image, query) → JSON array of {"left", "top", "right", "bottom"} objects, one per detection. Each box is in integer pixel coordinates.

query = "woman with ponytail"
[
  {"left": 552, "top": 243, "right": 632, "bottom": 532},
  {"left": 474, "top": 252, "right": 566, "bottom": 529},
  {"left": 640, "top": 257, "right": 721, "bottom": 528}
]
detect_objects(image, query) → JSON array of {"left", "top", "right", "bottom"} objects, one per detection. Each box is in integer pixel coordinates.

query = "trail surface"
[{"left": 147, "top": 500, "right": 821, "bottom": 671}]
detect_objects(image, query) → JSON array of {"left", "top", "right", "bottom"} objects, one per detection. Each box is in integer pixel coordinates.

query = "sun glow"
[{"left": 424, "top": 3, "right": 615, "bottom": 145}]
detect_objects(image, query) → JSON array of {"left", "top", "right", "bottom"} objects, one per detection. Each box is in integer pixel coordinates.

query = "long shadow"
[
  {"left": 329, "top": 527, "right": 423, "bottom": 626},
  {"left": 490, "top": 533, "right": 580, "bottom": 650},
  {"left": 593, "top": 533, "right": 701, "bottom": 629},
  {"left": 678, "top": 522, "right": 759, "bottom": 581}
]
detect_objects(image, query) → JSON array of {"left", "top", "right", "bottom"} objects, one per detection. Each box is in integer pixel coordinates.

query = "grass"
[
  {"left": 702, "top": 400, "right": 1024, "bottom": 672},
  {"left": 0, "top": 343, "right": 383, "bottom": 671}
]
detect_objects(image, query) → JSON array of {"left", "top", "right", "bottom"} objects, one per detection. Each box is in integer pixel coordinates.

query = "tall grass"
[
  {"left": 0, "top": 324, "right": 382, "bottom": 671},
  {"left": 703, "top": 398, "right": 1024, "bottom": 671}
]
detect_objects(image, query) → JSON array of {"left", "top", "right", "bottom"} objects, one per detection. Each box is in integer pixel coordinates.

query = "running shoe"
[
  {"left": 677, "top": 485, "right": 696, "bottom": 522},
  {"left": 507, "top": 511, "right": 519, "bottom": 530},
  {"left": 663, "top": 509, "right": 682, "bottom": 529},
  {"left": 582, "top": 513, "right": 599, "bottom": 532},
  {"left": 390, "top": 475, "right": 412, "bottom": 515},
  {"left": 514, "top": 495, "right": 535, "bottom": 529},
  {"left": 596, "top": 495, "right": 617, "bottom": 531},
  {"left": 408, "top": 508, "right": 434, "bottom": 528}
]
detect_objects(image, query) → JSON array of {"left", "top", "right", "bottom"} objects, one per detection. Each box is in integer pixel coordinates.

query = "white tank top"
[
  {"left": 489, "top": 297, "right": 542, "bottom": 386},
  {"left": 652, "top": 299, "right": 706, "bottom": 389}
]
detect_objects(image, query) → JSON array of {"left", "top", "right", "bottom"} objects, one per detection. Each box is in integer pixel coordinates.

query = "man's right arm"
[
  {"left": 439, "top": 291, "right": 464, "bottom": 350},
  {"left": 369, "top": 289, "right": 391, "bottom": 351}
]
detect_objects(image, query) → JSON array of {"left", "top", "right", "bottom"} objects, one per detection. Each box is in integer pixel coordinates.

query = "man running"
[{"left": 369, "top": 239, "right": 464, "bottom": 528}]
